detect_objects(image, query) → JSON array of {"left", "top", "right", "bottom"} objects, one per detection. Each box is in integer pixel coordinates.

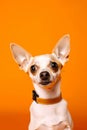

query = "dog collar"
[{"left": 32, "top": 90, "right": 62, "bottom": 105}]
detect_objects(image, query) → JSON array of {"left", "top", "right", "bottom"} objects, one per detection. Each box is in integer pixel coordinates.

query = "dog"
[{"left": 10, "top": 34, "right": 73, "bottom": 130}]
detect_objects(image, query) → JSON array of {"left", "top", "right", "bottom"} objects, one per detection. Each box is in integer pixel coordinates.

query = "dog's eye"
[
  {"left": 50, "top": 61, "right": 58, "bottom": 72},
  {"left": 30, "top": 65, "right": 37, "bottom": 74}
]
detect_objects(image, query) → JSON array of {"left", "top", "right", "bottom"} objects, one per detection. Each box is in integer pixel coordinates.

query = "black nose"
[{"left": 40, "top": 71, "right": 50, "bottom": 80}]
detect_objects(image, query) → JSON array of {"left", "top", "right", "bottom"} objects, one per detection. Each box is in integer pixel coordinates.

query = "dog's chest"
[{"left": 30, "top": 99, "right": 67, "bottom": 126}]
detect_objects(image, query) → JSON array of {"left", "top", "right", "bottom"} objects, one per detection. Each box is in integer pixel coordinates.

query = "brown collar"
[{"left": 32, "top": 90, "right": 62, "bottom": 105}]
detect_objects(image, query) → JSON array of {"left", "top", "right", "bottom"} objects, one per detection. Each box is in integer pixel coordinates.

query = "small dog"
[{"left": 10, "top": 34, "right": 73, "bottom": 130}]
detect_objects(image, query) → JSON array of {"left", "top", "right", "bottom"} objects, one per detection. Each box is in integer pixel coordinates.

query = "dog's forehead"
[
  {"left": 30, "top": 54, "right": 59, "bottom": 67},
  {"left": 34, "top": 54, "right": 51, "bottom": 64},
  {"left": 30, "top": 54, "right": 54, "bottom": 67}
]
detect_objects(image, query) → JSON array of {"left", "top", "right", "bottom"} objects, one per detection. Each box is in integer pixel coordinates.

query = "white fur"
[
  {"left": 29, "top": 79, "right": 73, "bottom": 130},
  {"left": 10, "top": 34, "right": 73, "bottom": 130},
  {"left": 29, "top": 54, "right": 61, "bottom": 86}
]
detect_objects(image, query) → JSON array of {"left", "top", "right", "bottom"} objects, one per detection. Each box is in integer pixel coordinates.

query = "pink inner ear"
[{"left": 20, "top": 59, "right": 28, "bottom": 68}]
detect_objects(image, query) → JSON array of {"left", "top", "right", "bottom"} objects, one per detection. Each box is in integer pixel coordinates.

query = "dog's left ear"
[
  {"left": 10, "top": 43, "right": 32, "bottom": 72},
  {"left": 52, "top": 34, "right": 70, "bottom": 65}
]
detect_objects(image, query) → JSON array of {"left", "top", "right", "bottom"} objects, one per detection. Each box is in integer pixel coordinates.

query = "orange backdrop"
[{"left": 0, "top": 0, "right": 87, "bottom": 130}]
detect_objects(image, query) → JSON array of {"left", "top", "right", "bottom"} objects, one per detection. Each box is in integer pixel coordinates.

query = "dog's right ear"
[
  {"left": 52, "top": 34, "right": 70, "bottom": 65},
  {"left": 10, "top": 43, "right": 32, "bottom": 72}
]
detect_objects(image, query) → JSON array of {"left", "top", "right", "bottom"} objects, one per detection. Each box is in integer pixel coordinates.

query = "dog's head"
[{"left": 10, "top": 34, "right": 70, "bottom": 89}]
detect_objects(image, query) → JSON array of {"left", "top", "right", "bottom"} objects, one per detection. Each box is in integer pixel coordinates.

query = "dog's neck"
[{"left": 33, "top": 79, "right": 61, "bottom": 99}]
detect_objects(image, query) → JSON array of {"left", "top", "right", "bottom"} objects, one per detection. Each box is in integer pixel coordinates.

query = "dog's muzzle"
[
  {"left": 39, "top": 71, "right": 51, "bottom": 85},
  {"left": 39, "top": 71, "right": 61, "bottom": 89}
]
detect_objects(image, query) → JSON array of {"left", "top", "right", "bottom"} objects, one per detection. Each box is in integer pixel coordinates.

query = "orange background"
[{"left": 0, "top": 0, "right": 87, "bottom": 130}]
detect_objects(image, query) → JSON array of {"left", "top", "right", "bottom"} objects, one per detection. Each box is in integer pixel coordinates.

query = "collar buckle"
[{"left": 32, "top": 90, "right": 39, "bottom": 102}]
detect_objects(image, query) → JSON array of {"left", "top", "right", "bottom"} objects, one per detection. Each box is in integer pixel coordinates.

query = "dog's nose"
[{"left": 40, "top": 71, "right": 50, "bottom": 80}]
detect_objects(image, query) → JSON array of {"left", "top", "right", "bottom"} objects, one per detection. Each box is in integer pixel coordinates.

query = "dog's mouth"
[{"left": 39, "top": 80, "right": 52, "bottom": 85}]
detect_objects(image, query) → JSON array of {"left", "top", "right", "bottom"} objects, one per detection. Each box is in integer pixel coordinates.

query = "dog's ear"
[
  {"left": 52, "top": 34, "right": 70, "bottom": 65},
  {"left": 10, "top": 43, "right": 32, "bottom": 72}
]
